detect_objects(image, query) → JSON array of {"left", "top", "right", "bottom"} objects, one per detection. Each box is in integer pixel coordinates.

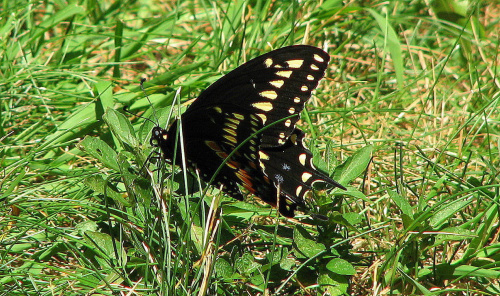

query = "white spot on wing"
[{"left": 275, "top": 174, "right": 284, "bottom": 184}]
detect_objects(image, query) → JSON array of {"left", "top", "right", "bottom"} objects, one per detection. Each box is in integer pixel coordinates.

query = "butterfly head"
[
  {"left": 150, "top": 126, "right": 176, "bottom": 162},
  {"left": 150, "top": 126, "right": 167, "bottom": 147}
]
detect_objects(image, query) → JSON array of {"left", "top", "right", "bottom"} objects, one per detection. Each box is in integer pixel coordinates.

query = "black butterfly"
[{"left": 151, "top": 45, "right": 346, "bottom": 217}]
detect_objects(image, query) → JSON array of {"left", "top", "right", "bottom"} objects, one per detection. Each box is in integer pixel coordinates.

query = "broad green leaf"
[
  {"left": 103, "top": 108, "right": 138, "bottom": 149},
  {"left": 235, "top": 252, "right": 260, "bottom": 275},
  {"left": 84, "top": 231, "right": 127, "bottom": 267},
  {"left": 294, "top": 225, "right": 325, "bottom": 258},
  {"left": 43, "top": 102, "right": 99, "bottom": 149},
  {"left": 79, "top": 136, "right": 119, "bottom": 171},
  {"left": 95, "top": 81, "right": 114, "bottom": 114},
  {"left": 214, "top": 257, "right": 234, "bottom": 280},
  {"left": 388, "top": 189, "right": 414, "bottom": 219},
  {"left": 326, "top": 258, "right": 356, "bottom": 275},
  {"left": 334, "top": 145, "right": 373, "bottom": 186},
  {"left": 83, "top": 175, "right": 128, "bottom": 205},
  {"left": 318, "top": 272, "right": 349, "bottom": 296}
]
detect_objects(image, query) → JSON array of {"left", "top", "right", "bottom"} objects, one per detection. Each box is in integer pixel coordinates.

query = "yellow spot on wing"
[
  {"left": 259, "top": 90, "right": 278, "bottom": 100},
  {"left": 295, "top": 185, "right": 303, "bottom": 197},
  {"left": 256, "top": 113, "right": 267, "bottom": 124},
  {"left": 288, "top": 107, "right": 295, "bottom": 114},
  {"left": 226, "top": 161, "right": 239, "bottom": 169},
  {"left": 313, "top": 54, "right": 325, "bottom": 63},
  {"left": 259, "top": 151, "right": 270, "bottom": 160},
  {"left": 223, "top": 127, "right": 237, "bottom": 136},
  {"left": 225, "top": 123, "right": 238, "bottom": 129},
  {"left": 223, "top": 134, "right": 237, "bottom": 143},
  {"left": 227, "top": 118, "right": 240, "bottom": 125},
  {"left": 286, "top": 59, "right": 304, "bottom": 68},
  {"left": 252, "top": 102, "right": 273, "bottom": 111},
  {"left": 302, "top": 172, "right": 312, "bottom": 182},
  {"left": 301, "top": 85, "right": 308, "bottom": 91},
  {"left": 264, "top": 58, "right": 273, "bottom": 68},
  {"left": 276, "top": 70, "right": 293, "bottom": 78},
  {"left": 299, "top": 153, "right": 307, "bottom": 166},
  {"left": 233, "top": 113, "right": 244, "bottom": 120},
  {"left": 269, "top": 80, "right": 284, "bottom": 88},
  {"left": 311, "top": 64, "right": 319, "bottom": 70}
]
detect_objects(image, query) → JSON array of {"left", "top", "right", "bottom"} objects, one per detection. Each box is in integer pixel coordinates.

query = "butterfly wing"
[
  {"left": 156, "top": 45, "right": 343, "bottom": 217},
  {"left": 184, "top": 45, "right": 331, "bottom": 148},
  {"left": 259, "top": 128, "right": 346, "bottom": 206}
]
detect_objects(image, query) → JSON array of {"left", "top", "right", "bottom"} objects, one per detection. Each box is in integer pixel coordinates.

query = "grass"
[{"left": 1, "top": 0, "right": 499, "bottom": 295}]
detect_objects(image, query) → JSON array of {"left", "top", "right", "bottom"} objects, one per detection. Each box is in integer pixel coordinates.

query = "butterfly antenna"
[
  {"left": 122, "top": 106, "right": 157, "bottom": 126},
  {"left": 122, "top": 78, "right": 161, "bottom": 126},
  {"left": 140, "top": 78, "right": 160, "bottom": 124}
]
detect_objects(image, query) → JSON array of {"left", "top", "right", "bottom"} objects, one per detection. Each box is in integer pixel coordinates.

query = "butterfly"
[{"left": 150, "top": 45, "right": 346, "bottom": 218}]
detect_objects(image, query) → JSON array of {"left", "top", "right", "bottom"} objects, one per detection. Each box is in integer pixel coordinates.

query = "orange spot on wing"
[
  {"left": 236, "top": 169, "right": 255, "bottom": 193},
  {"left": 226, "top": 161, "right": 240, "bottom": 169},
  {"left": 217, "top": 151, "right": 229, "bottom": 159}
]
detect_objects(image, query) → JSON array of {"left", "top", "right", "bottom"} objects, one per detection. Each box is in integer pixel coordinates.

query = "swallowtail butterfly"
[{"left": 151, "top": 45, "right": 346, "bottom": 217}]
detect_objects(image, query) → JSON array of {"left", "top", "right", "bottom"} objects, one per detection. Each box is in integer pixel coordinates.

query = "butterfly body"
[{"left": 152, "top": 45, "right": 345, "bottom": 217}]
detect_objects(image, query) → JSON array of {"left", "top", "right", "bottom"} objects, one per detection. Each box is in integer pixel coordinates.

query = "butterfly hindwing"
[{"left": 259, "top": 129, "right": 345, "bottom": 206}]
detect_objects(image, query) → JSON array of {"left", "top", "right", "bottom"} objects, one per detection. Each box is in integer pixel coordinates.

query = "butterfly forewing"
[{"left": 184, "top": 45, "right": 330, "bottom": 148}]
